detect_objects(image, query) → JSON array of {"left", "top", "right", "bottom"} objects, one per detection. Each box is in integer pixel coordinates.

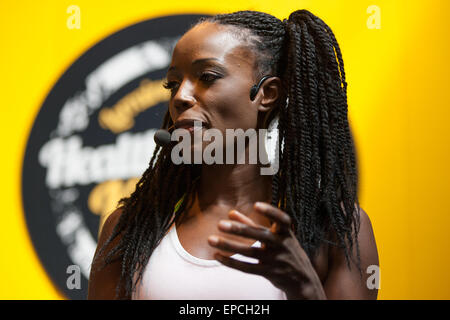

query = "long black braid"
[{"left": 94, "top": 9, "right": 362, "bottom": 299}]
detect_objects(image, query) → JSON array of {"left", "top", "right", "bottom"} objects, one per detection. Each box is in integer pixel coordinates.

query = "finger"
[
  {"left": 228, "top": 210, "right": 269, "bottom": 250},
  {"left": 254, "top": 202, "right": 292, "bottom": 233},
  {"left": 207, "top": 235, "right": 267, "bottom": 260},
  {"left": 228, "top": 210, "right": 261, "bottom": 228},
  {"left": 217, "top": 220, "right": 278, "bottom": 246},
  {"left": 214, "top": 253, "right": 265, "bottom": 276}
]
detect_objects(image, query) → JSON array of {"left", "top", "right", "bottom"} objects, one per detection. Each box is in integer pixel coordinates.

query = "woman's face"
[{"left": 165, "top": 22, "right": 261, "bottom": 134}]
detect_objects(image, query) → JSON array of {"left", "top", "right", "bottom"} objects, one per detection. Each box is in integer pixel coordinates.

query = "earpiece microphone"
[
  {"left": 154, "top": 125, "right": 174, "bottom": 146},
  {"left": 249, "top": 75, "right": 272, "bottom": 101}
]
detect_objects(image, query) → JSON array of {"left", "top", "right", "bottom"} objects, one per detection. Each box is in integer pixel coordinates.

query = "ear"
[{"left": 255, "top": 76, "right": 283, "bottom": 113}]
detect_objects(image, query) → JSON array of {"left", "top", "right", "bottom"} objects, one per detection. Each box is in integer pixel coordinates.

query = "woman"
[{"left": 87, "top": 9, "right": 379, "bottom": 300}]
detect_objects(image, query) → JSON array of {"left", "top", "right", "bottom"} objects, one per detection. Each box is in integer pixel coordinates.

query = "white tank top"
[{"left": 132, "top": 222, "right": 287, "bottom": 300}]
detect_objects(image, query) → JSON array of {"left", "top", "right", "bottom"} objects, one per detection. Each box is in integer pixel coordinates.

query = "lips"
[{"left": 174, "top": 118, "right": 208, "bottom": 132}]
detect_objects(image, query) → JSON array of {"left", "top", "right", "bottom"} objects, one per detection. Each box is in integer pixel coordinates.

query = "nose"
[{"left": 172, "top": 79, "right": 196, "bottom": 113}]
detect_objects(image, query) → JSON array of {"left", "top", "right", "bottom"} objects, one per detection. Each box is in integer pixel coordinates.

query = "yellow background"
[{"left": 1, "top": 0, "right": 449, "bottom": 299}]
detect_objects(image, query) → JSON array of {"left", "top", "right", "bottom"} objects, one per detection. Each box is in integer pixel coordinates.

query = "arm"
[
  {"left": 87, "top": 207, "right": 127, "bottom": 300},
  {"left": 323, "top": 207, "right": 379, "bottom": 300}
]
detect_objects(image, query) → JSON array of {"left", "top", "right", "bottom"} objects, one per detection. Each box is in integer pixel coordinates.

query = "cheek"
[
  {"left": 206, "top": 83, "right": 258, "bottom": 130},
  {"left": 168, "top": 107, "right": 175, "bottom": 123}
]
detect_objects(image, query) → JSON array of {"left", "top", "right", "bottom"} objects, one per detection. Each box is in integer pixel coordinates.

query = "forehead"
[{"left": 170, "top": 22, "right": 256, "bottom": 75}]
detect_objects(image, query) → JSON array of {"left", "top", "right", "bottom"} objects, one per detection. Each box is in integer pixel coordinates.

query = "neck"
[{"left": 196, "top": 162, "right": 272, "bottom": 212}]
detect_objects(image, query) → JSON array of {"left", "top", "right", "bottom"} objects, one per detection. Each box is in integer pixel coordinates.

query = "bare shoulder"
[
  {"left": 87, "top": 206, "right": 127, "bottom": 300},
  {"left": 324, "top": 203, "right": 380, "bottom": 299},
  {"left": 354, "top": 206, "right": 377, "bottom": 254},
  {"left": 331, "top": 203, "right": 377, "bottom": 251},
  {"left": 349, "top": 205, "right": 378, "bottom": 268},
  {"left": 99, "top": 207, "right": 125, "bottom": 244}
]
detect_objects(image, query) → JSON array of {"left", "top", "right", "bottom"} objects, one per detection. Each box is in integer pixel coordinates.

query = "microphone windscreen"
[{"left": 154, "top": 129, "right": 172, "bottom": 146}]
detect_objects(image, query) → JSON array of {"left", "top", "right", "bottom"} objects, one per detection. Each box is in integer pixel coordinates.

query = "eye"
[
  {"left": 199, "top": 72, "right": 220, "bottom": 83},
  {"left": 162, "top": 80, "right": 179, "bottom": 92},
  {"left": 162, "top": 72, "right": 221, "bottom": 94}
]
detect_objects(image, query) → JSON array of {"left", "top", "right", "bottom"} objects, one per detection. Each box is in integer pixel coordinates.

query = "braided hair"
[{"left": 95, "top": 9, "right": 362, "bottom": 299}]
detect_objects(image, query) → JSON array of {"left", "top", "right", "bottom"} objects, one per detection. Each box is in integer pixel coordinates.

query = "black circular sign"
[{"left": 21, "top": 14, "right": 208, "bottom": 300}]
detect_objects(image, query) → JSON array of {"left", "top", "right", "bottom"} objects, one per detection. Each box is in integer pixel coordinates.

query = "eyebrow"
[{"left": 167, "top": 58, "right": 224, "bottom": 73}]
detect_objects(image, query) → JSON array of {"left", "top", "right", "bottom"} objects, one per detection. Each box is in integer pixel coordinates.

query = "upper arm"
[
  {"left": 323, "top": 206, "right": 379, "bottom": 300},
  {"left": 87, "top": 207, "right": 126, "bottom": 300}
]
